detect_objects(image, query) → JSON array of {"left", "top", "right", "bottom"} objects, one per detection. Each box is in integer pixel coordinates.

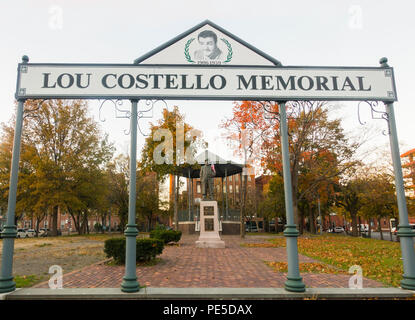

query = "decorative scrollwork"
[
  {"left": 98, "top": 99, "right": 130, "bottom": 123},
  {"left": 357, "top": 101, "right": 390, "bottom": 135},
  {"left": 262, "top": 101, "right": 281, "bottom": 122},
  {"left": 97, "top": 99, "right": 166, "bottom": 136},
  {"left": 136, "top": 99, "right": 167, "bottom": 137}
]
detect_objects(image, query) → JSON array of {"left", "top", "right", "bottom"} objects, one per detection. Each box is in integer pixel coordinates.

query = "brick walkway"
[{"left": 33, "top": 235, "right": 384, "bottom": 288}]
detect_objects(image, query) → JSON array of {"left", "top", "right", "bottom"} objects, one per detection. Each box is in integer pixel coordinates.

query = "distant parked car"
[
  {"left": 39, "top": 228, "right": 49, "bottom": 237},
  {"left": 16, "top": 228, "right": 27, "bottom": 238},
  {"left": 26, "top": 229, "right": 36, "bottom": 238},
  {"left": 245, "top": 223, "right": 258, "bottom": 232},
  {"left": 333, "top": 227, "right": 345, "bottom": 233}
]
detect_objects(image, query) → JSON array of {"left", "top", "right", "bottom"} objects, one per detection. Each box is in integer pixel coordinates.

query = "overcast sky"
[{"left": 1, "top": 0, "right": 414, "bottom": 169}]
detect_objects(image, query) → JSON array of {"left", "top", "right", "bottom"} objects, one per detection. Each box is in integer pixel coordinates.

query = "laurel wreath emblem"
[
  {"left": 220, "top": 38, "right": 233, "bottom": 63},
  {"left": 184, "top": 38, "right": 195, "bottom": 63},
  {"left": 184, "top": 37, "right": 233, "bottom": 63}
]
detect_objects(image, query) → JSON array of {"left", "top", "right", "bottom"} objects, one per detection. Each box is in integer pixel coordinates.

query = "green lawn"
[
  {"left": 15, "top": 275, "right": 42, "bottom": 288},
  {"left": 245, "top": 234, "right": 405, "bottom": 287}
]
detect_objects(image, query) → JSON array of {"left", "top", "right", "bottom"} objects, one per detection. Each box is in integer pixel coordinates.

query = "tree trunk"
[
  {"left": 86, "top": 215, "right": 90, "bottom": 234},
  {"left": 309, "top": 205, "right": 316, "bottom": 234},
  {"left": 35, "top": 217, "right": 40, "bottom": 237},
  {"left": 358, "top": 216, "right": 362, "bottom": 237},
  {"left": 298, "top": 209, "right": 305, "bottom": 235},
  {"left": 174, "top": 175, "right": 179, "bottom": 231},
  {"left": 240, "top": 173, "right": 247, "bottom": 238},
  {"left": 368, "top": 218, "right": 372, "bottom": 238},
  {"left": 101, "top": 214, "right": 106, "bottom": 234},
  {"left": 351, "top": 212, "right": 358, "bottom": 237},
  {"left": 51, "top": 205, "right": 59, "bottom": 236},
  {"left": 378, "top": 216, "right": 383, "bottom": 240},
  {"left": 388, "top": 218, "right": 393, "bottom": 241}
]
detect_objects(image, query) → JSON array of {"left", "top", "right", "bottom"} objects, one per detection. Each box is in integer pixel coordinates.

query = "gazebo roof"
[{"left": 177, "top": 150, "right": 244, "bottom": 178}]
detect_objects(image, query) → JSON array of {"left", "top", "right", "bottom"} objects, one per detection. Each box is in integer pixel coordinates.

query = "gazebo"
[{"left": 172, "top": 150, "right": 245, "bottom": 235}]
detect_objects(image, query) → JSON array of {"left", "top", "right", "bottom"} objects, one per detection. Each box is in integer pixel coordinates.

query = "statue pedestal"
[{"left": 196, "top": 201, "right": 225, "bottom": 248}]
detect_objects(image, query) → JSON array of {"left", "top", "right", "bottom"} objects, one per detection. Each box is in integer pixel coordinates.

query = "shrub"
[
  {"left": 104, "top": 237, "right": 164, "bottom": 264},
  {"left": 136, "top": 238, "right": 164, "bottom": 261},
  {"left": 94, "top": 223, "right": 103, "bottom": 233},
  {"left": 150, "top": 229, "right": 182, "bottom": 244}
]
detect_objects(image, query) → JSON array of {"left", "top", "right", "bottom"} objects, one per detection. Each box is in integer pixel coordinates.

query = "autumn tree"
[
  {"left": 222, "top": 101, "right": 359, "bottom": 234},
  {"left": 257, "top": 174, "right": 286, "bottom": 227},
  {"left": 140, "top": 106, "right": 205, "bottom": 230},
  {"left": 334, "top": 171, "right": 367, "bottom": 237},
  {"left": 360, "top": 170, "right": 397, "bottom": 240},
  {"left": 136, "top": 171, "right": 168, "bottom": 231},
  {"left": 0, "top": 99, "right": 114, "bottom": 235},
  {"left": 106, "top": 154, "right": 130, "bottom": 228}
]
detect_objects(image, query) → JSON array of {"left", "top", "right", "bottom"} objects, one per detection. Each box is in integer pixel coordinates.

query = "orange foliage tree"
[{"left": 221, "top": 100, "right": 360, "bottom": 233}]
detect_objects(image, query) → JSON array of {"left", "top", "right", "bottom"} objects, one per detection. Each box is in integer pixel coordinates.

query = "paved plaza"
[{"left": 33, "top": 235, "right": 384, "bottom": 289}]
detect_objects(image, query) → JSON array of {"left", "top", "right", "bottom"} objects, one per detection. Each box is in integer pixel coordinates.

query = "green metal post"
[
  {"left": 225, "top": 168, "right": 228, "bottom": 220},
  {"left": 221, "top": 177, "right": 225, "bottom": 220},
  {"left": 279, "top": 101, "right": 306, "bottom": 292},
  {"left": 121, "top": 99, "right": 140, "bottom": 293},
  {"left": 381, "top": 57, "right": 415, "bottom": 290},
  {"left": 188, "top": 169, "right": 191, "bottom": 221},
  {"left": 0, "top": 56, "right": 27, "bottom": 292}
]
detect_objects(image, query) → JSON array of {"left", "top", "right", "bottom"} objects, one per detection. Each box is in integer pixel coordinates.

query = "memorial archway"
[{"left": 1, "top": 20, "right": 414, "bottom": 294}]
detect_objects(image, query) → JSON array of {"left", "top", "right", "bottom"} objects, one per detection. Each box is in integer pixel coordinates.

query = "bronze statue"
[{"left": 200, "top": 159, "right": 216, "bottom": 200}]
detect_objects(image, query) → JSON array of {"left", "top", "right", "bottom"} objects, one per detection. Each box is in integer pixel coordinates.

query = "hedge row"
[
  {"left": 104, "top": 238, "right": 164, "bottom": 264},
  {"left": 149, "top": 229, "right": 182, "bottom": 244}
]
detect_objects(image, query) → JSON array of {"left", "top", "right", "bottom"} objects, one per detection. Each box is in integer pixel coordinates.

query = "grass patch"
[
  {"left": 265, "top": 261, "right": 346, "bottom": 274},
  {"left": 246, "top": 234, "right": 404, "bottom": 287},
  {"left": 35, "top": 243, "right": 52, "bottom": 248},
  {"left": 245, "top": 232, "right": 282, "bottom": 236},
  {"left": 15, "top": 275, "right": 40, "bottom": 288}
]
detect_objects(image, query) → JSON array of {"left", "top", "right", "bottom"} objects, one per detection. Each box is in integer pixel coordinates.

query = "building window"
[
  {"left": 229, "top": 175, "right": 232, "bottom": 182},
  {"left": 236, "top": 185, "right": 239, "bottom": 193},
  {"left": 235, "top": 175, "right": 239, "bottom": 182},
  {"left": 229, "top": 185, "right": 233, "bottom": 193},
  {"left": 197, "top": 182, "right": 201, "bottom": 194}
]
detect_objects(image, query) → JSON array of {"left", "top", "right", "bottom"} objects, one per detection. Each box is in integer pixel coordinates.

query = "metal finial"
[
  {"left": 379, "top": 57, "right": 389, "bottom": 67},
  {"left": 22, "top": 55, "right": 29, "bottom": 63}
]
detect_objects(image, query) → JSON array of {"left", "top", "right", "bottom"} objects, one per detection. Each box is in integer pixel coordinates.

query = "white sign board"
[{"left": 16, "top": 64, "right": 397, "bottom": 101}]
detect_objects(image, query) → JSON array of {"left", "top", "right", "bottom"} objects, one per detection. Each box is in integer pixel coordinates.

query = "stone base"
[{"left": 196, "top": 239, "right": 225, "bottom": 248}]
